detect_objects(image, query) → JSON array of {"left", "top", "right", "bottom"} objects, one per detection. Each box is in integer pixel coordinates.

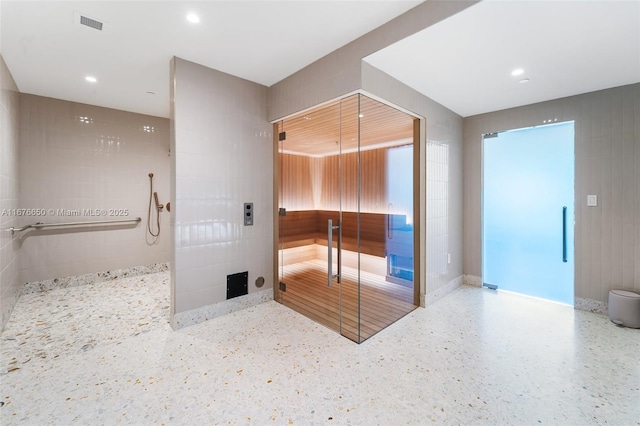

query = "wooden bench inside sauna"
[{"left": 279, "top": 210, "right": 413, "bottom": 285}]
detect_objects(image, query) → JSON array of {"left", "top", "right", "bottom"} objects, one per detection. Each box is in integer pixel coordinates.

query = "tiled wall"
[
  {"left": 463, "top": 83, "right": 640, "bottom": 302},
  {"left": 362, "top": 62, "right": 464, "bottom": 302},
  {"left": 17, "top": 94, "right": 170, "bottom": 283},
  {"left": 0, "top": 55, "right": 21, "bottom": 330},
  {"left": 171, "top": 57, "right": 273, "bottom": 320}
]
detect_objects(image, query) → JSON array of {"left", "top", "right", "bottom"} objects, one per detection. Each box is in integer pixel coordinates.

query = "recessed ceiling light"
[
  {"left": 85, "top": 76, "right": 97, "bottom": 83},
  {"left": 518, "top": 78, "right": 530, "bottom": 84},
  {"left": 186, "top": 13, "right": 200, "bottom": 23},
  {"left": 511, "top": 68, "right": 524, "bottom": 76}
]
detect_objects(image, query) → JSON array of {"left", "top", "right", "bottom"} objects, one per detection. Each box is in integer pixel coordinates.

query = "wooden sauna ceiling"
[{"left": 279, "top": 95, "right": 414, "bottom": 157}]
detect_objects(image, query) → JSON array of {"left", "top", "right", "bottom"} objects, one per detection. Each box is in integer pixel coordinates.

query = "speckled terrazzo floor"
[{"left": 1, "top": 273, "right": 639, "bottom": 425}]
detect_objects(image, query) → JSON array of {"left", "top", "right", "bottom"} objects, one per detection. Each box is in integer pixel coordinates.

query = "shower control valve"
[{"left": 244, "top": 203, "right": 253, "bottom": 226}]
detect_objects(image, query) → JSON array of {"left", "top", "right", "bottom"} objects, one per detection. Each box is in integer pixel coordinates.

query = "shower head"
[{"left": 148, "top": 173, "right": 154, "bottom": 178}]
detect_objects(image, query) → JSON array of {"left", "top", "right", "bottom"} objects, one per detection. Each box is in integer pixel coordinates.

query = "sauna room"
[{"left": 274, "top": 93, "right": 419, "bottom": 343}]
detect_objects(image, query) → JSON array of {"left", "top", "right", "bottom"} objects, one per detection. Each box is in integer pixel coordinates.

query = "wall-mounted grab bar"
[{"left": 9, "top": 217, "right": 141, "bottom": 234}]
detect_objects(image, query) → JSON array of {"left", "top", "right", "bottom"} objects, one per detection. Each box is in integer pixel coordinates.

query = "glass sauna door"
[
  {"left": 277, "top": 94, "right": 418, "bottom": 343},
  {"left": 276, "top": 101, "right": 345, "bottom": 336}
]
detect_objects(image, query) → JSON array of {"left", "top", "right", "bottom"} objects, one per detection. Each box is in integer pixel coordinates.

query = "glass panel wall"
[
  {"left": 357, "top": 94, "right": 416, "bottom": 342},
  {"left": 276, "top": 94, "right": 418, "bottom": 343}
]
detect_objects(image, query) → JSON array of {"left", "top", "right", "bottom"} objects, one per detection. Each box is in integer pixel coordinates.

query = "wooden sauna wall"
[
  {"left": 281, "top": 148, "right": 393, "bottom": 213},
  {"left": 279, "top": 154, "right": 315, "bottom": 210},
  {"left": 319, "top": 149, "right": 387, "bottom": 212}
]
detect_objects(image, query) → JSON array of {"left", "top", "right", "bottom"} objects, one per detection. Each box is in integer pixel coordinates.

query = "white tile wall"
[
  {"left": 426, "top": 140, "right": 450, "bottom": 275},
  {"left": 361, "top": 62, "right": 464, "bottom": 300},
  {"left": 463, "top": 83, "right": 640, "bottom": 302},
  {"left": 171, "top": 57, "right": 273, "bottom": 315},
  {"left": 0, "top": 55, "right": 20, "bottom": 330},
  {"left": 17, "top": 95, "right": 170, "bottom": 284}
]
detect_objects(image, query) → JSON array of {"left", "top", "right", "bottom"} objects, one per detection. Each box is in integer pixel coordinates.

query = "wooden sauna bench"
[{"left": 279, "top": 210, "right": 387, "bottom": 257}]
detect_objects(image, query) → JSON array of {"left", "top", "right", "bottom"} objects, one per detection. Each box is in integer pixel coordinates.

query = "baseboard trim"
[
  {"left": 575, "top": 297, "right": 608, "bottom": 316},
  {"left": 424, "top": 275, "right": 463, "bottom": 307},
  {"left": 171, "top": 288, "right": 274, "bottom": 330},
  {"left": 1, "top": 284, "right": 21, "bottom": 333},
  {"left": 463, "top": 274, "right": 483, "bottom": 287},
  {"left": 21, "top": 262, "right": 170, "bottom": 295}
]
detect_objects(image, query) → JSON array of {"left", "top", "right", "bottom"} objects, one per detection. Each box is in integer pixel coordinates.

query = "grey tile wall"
[
  {"left": 0, "top": 55, "right": 20, "bottom": 330},
  {"left": 17, "top": 95, "right": 170, "bottom": 284},
  {"left": 463, "top": 83, "right": 640, "bottom": 302},
  {"left": 171, "top": 57, "right": 273, "bottom": 315}
]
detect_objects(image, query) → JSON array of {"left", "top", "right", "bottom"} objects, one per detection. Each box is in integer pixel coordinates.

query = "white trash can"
[{"left": 608, "top": 290, "right": 640, "bottom": 328}]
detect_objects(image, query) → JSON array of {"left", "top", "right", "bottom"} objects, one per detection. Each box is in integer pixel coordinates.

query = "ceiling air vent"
[{"left": 80, "top": 15, "right": 103, "bottom": 31}]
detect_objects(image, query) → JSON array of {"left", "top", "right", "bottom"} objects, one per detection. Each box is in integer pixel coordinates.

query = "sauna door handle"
[{"left": 328, "top": 219, "right": 341, "bottom": 287}]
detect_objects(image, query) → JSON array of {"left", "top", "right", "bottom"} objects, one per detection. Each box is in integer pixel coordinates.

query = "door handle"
[
  {"left": 327, "top": 219, "right": 341, "bottom": 286},
  {"left": 562, "top": 206, "right": 567, "bottom": 263}
]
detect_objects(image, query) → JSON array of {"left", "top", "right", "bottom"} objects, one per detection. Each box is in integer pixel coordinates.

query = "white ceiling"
[
  {"left": 2, "top": 1, "right": 639, "bottom": 120},
  {"left": 365, "top": 0, "right": 640, "bottom": 117},
  {"left": 0, "top": 0, "right": 421, "bottom": 118}
]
